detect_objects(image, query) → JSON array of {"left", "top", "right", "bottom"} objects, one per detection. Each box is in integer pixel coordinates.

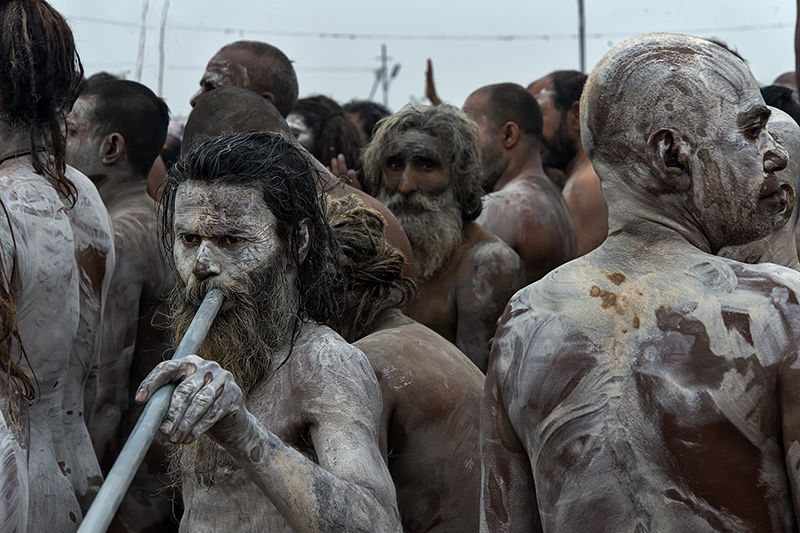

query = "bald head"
[
  {"left": 190, "top": 40, "right": 298, "bottom": 116},
  {"left": 582, "top": 33, "right": 790, "bottom": 253},
  {"left": 581, "top": 33, "right": 757, "bottom": 171},
  {"left": 183, "top": 86, "right": 293, "bottom": 154},
  {"left": 467, "top": 83, "right": 543, "bottom": 139}
]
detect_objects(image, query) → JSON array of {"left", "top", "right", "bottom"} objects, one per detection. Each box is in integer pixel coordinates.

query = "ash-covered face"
[
  {"left": 66, "top": 96, "right": 107, "bottom": 184},
  {"left": 689, "top": 79, "right": 791, "bottom": 251},
  {"left": 173, "top": 181, "right": 285, "bottom": 301},
  {"left": 286, "top": 112, "right": 313, "bottom": 151},
  {"left": 376, "top": 129, "right": 462, "bottom": 279},
  {"left": 190, "top": 49, "right": 252, "bottom": 108}
]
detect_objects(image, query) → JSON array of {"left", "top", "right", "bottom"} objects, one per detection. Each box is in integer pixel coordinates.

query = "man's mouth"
[{"left": 758, "top": 182, "right": 795, "bottom": 216}]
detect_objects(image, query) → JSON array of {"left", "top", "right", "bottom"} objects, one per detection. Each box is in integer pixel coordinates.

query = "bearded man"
[
  {"left": 363, "top": 104, "right": 525, "bottom": 371},
  {"left": 136, "top": 131, "right": 401, "bottom": 532}
]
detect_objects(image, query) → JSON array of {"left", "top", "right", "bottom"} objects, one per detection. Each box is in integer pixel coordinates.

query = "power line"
[{"left": 68, "top": 15, "right": 792, "bottom": 42}]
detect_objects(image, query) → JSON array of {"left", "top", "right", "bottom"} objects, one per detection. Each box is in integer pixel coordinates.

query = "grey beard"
[
  {"left": 379, "top": 187, "right": 463, "bottom": 280},
  {"left": 168, "top": 259, "right": 297, "bottom": 485}
]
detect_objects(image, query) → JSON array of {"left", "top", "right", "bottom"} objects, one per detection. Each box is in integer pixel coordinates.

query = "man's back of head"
[
  {"left": 190, "top": 40, "right": 298, "bottom": 117},
  {"left": 343, "top": 100, "right": 392, "bottom": 144},
  {"left": 78, "top": 80, "right": 169, "bottom": 176},
  {"left": 482, "top": 83, "right": 543, "bottom": 141},
  {"left": 183, "top": 86, "right": 292, "bottom": 154}
]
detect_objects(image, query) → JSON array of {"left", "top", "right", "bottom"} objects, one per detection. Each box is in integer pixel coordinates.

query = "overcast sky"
[{"left": 50, "top": 0, "right": 796, "bottom": 121}]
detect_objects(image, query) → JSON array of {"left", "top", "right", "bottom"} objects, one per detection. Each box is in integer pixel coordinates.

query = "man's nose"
[
  {"left": 396, "top": 168, "right": 418, "bottom": 195},
  {"left": 764, "top": 133, "right": 789, "bottom": 173},
  {"left": 189, "top": 88, "right": 204, "bottom": 108},
  {"left": 192, "top": 244, "right": 220, "bottom": 280}
]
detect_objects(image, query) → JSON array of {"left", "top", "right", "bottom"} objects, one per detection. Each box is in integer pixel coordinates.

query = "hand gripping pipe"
[{"left": 78, "top": 288, "right": 224, "bottom": 533}]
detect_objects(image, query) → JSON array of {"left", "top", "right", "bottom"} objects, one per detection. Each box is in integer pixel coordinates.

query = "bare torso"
[
  {"left": 562, "top": 162, "right": 608, "bottom": 256},
  {"left": 405, "top": 221, "right": 524, "bottom": 372},
  {"left": 477, "top": 174, "right": 576, "bottom": 283},
  {"left": 179, "top": 323, "right": 397, "bottom": 532},
  {"left": 483, "top": 236, "right": 800, "bottom": 532},
  {"left": 354, "top": 310, "right": 484, "bottom": 533},
  {"left": 0, "top": 159, "right": 114, "bottom": 531},
  {"left": 89, "top": 183, "right": 175, "bottom": 531}
]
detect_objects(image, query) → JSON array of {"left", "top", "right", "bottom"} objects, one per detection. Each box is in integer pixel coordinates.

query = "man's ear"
[
  {"left": 295, "top": 217, "right": 314, "bottom": 265},
  {"left": 100, "top": 133, "right": 125, "bottom": 165},
  {"left": 566, "top": 100, "right": 581, "bottom": 133},
  {"left": 647, "top": 128, "right": 692, "bottom": 192},
  {"left": 500, "top": 121, "right": 519, "bottom": 149},
  {"left": 260, "top": 90, "right": 277, "bottom": 108}
]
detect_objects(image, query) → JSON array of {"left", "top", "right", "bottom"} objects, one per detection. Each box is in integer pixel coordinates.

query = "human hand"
[
  {"left": 135, "top": 354, "right": 249, "bottom": 447},
  {"left": 329, "top": 154, "right": 361, "bottom": 191},
  {"left": 425, "top": 58, "right": 443, "bottom": 106}
]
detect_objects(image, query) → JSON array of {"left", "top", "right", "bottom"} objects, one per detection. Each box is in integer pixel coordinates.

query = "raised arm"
[
  {"left": 136, "top": 347, "right": 402, "bottom": 533},
  {"left": 455, "top": 239, "right": 525, "bottom": 371}
]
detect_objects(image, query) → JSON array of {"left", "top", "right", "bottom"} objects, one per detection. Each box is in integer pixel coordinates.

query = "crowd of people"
[{"left": 2, "top": 0, "right": 800, "bottom": 531}]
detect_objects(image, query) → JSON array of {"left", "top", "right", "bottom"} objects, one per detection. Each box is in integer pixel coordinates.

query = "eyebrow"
[{"left": 737, "top": 105, "right": 771, "bottom": 128}]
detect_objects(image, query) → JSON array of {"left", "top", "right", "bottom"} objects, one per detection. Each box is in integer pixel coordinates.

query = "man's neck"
[
  {"left": 0, "top": 123, "right": 32, "bottom": 161},
  {"left": 98, "top": 171, "right": 147, "bottom": 208},
  {"left": 494, "top": 140, "right": 547, "bottom": 191},
  {"left": 564, "top": 145, "right": 592, "bottom": 179}
]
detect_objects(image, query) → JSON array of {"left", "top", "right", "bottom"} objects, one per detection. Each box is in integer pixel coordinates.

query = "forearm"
[{"left": 225, "top": 412, "right": 401, "bottom": 533}]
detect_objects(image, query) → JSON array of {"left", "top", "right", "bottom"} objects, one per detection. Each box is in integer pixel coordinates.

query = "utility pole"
[
  {"left": 157, "top": 0, "right": 170, "bottom": 96},
  {"left": 577, "top": 0, "right": 586, "bottom": 72},
  {"left": 369, "top": 44, "right": 401, "bottom": 106},
  {"left": 134, "top": 0, "right": 150, "bottom": 82}
]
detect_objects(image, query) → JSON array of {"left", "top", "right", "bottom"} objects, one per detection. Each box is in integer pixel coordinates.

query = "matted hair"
[
  {"left": 160, "top": 131, "right": 343, "bottom": 325},
  {"left": 293, "top": 95, "right": 363, "bottom": 173},
  {"left": 0, "top": 0, "right": 84, "bottom": 205},
  {"left": 362, "top": 103, "right": 484, "bottom": 221},
  {"left": 325, "top": 194, "right": 416, "bottom": 342}
]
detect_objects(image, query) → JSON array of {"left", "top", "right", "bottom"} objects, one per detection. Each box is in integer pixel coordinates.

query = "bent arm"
[{"left": 781, "top": 356, "right": 800, "bottom": 518}]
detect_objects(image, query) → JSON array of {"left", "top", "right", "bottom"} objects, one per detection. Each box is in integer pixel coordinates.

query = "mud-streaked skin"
[
  {"left": 377, "top": 129, "right": 526, "bottom": 371},
  {"left": 0, "top": 381, "right": 29, "bottom": 532},
  {"left": 353, "top": 309, "right": 484, "bottom": 532},
  {"left": 0, "top": 151, "right": 114, "bottom": 531},
  {"left": 137, "top": 181, "right": 402, "bottom": 532},
  {"left": 720, "top": 108, "right": 800, "bottom": 271},
  {"left": 528, "top": 76, "right": 609, "bottom": 257},
  {"left": 463, "top": 89, "right": 577, "bottom": 284},
  {"left": 67, "top": 92, "right": 176, "bottom": 531},
  {"left": 482, "top": 34, "right": 800, "bottom": 532}
]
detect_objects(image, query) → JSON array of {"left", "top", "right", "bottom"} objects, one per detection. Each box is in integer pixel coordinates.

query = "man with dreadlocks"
[
  {"left": 0, "top": 1, "right": 115, "bottom": 531},
  {"left": 326, "top": 194, "right": 484, "bottom": 532},
  {"left": 136, "top": 131, "right": 401, "bottom": 532}
]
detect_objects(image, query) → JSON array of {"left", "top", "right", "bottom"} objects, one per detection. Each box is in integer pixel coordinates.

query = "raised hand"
[{"left": 425, "top": 59, "right": 443, "bottom": 106}]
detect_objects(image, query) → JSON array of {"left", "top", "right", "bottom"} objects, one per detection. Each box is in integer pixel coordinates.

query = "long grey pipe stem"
[{"left": 78, "top": 288, "right": 224, "bottom": 533}]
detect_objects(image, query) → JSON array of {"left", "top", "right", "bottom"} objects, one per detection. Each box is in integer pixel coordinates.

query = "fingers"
[
  {"left": 135, "top": 356, "right": 199, "bottom": 404},
  {"left": 166, "top": 377, "right": 225, "bottom": 444}
]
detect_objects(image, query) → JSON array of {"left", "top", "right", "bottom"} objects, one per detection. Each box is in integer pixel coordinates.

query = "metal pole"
[
  {"left": 77, "top": 288, "right": 225, "bottom": 533},
  {"left": 157, "top": 0, "right": 171, "bottom": 96},
  {"left": 577, "top": 0, "right": 586, "bottom": 72},
  {"left": 134, "top": 0, "right": 150, "bottom": 82},
  {"left": 381, "top": 44, "right": 389, "bottom": 107}
]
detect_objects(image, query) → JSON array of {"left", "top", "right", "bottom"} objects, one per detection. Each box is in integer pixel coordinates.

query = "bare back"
[
  {"left": 478, "top": 174, "right": 576, "bottom": 283},
  {"left": 355, "top": 315, "right": 484, "bottom": 533},
  {"left": 90, "top": 188, "right": 175, "bottom": 530},
  {"left": 0, "top": 159, "right": 114, "bottom": 531},
  {"left": 483, "top": 240, "right": 800, "bottom": 532}
]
